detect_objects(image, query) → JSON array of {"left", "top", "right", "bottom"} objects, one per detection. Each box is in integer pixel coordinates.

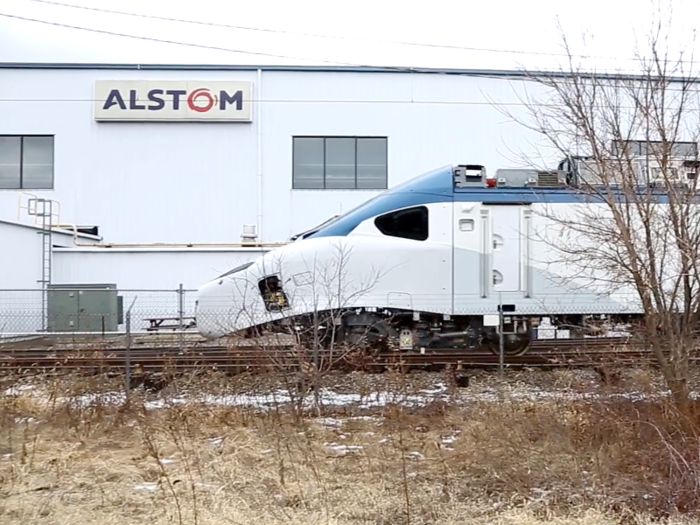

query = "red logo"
[{"left": 186, "top": 88, "right": 219, "bottom": 112}]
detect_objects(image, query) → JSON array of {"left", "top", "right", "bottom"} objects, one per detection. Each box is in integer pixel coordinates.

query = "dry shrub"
[
  {"left": 1, "top": 367, "right": 700, "bottom": 524},
  {"left": 581, "top": 397, "right": 700, "bottom": 515},
  {"left": 445, "top": 394, "right": 700, "bottom": 519}
]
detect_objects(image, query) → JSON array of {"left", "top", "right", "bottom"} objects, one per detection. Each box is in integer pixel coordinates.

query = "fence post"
[
  {"left": 312, "top": 308, "right": 320, "bottom": 406},
  {"left": 498, "top": 292, "right": 504, "bottom": 378},
  {"left": 124, "top": 296, "right": 138, "bottom": 402},
  {"left": 177, "top": 283, "right": 184, "bottom": 354}
]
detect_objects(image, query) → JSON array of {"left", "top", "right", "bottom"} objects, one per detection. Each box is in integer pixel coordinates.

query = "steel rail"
[{"left": 0, "top": 335, "right": 672, "bottom": 376}]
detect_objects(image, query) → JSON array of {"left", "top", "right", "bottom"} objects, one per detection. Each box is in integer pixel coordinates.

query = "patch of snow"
[
  {"left": 138, "top": 387, "right": 448, "bottom": 410},
  {"left": 317, "top": 417, "right": 343, "bottom": 427},
  {"left": 316, "top": 415, "right": 378, "bottom": 428},
  {"left": 420, "top": 383, "right": 448, "bottom": 395},
  {"left": 3, "top": 377, "right": 696, "bottom": 413},
  {"left": 3, "top": 384, "right": 35, "bottom": 396},
  {"left": 134, "top": 482, "right": 159, "bottom": 491},
  {"left": 72, "top": 392, "right": 126, "bottom": 407},
  {"left": 326, "top": 443, "right": 363, "bottom": 455}
]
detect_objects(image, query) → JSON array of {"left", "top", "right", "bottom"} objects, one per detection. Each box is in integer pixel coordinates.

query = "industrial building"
[{"left": 0, "top": 62, "right": 548, "bottom": 333}]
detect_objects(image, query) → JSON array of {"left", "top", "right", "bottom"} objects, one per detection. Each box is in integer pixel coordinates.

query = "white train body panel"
[
  {"left": 196, "top": 202, "right": 453, "bottom": 337},
  {"left": 195, "top": 164, "right": 665, "bottom": 340}
]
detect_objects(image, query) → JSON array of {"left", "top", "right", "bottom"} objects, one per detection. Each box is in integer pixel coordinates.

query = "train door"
[
  {"left": 452, "top": 202, "right": 531, "bottom": 314},
  {"left": 488, "top": 204, "right": 522, "bottom": 292}
]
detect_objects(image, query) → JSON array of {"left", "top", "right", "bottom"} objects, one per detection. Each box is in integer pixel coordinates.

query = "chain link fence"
[
  {"left": 0, "top": 286, "right": 197, "bottom": 337},
  {"left": 0, "top": 285, "right": 645, "bottom": 342}
]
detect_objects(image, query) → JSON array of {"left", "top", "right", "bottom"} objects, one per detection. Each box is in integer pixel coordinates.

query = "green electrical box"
[{"left": 47, "top": 284, "right": 124, "bottom": 332}]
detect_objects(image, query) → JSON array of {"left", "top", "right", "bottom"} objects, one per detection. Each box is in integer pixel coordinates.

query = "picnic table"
[{"left": 145, "top": 316, "right": 197, "bottom": 331}]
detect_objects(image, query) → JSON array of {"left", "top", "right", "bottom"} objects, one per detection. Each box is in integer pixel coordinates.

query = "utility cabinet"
[{"left": 47, "top": 284, "right": 124, "bottom": 332}]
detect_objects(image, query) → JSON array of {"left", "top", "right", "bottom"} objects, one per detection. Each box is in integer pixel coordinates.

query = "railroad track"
[{"left": 0, "top": 335, "right": 667, "bottom": 375}]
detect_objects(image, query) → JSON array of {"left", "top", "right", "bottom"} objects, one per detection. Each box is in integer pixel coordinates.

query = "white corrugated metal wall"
[
  {"left": 50, "top": 247, "right": 271, "bottom": 329},
  {"left": 0, "top": 221, "right": 99, "bottom": 332},
  {"left": 51, "top": 248, "right": 267, "bottom": 289},
  {"left": 0, "top": 218, "right": 271, "bottom": 333},
  {"left": 0, "top": 67, "right": 547, "bottom": 244}
]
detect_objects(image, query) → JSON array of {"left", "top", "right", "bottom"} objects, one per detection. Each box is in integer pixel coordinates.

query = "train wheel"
[
  {"left": 487, "top": 335, "right": 531, "bottom": 357},
  {"left": 348, "top": 320, "right": 397, "bottom": 354}
]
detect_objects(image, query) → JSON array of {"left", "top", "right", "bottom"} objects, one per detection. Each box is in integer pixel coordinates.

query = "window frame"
[
  {"left": 0, "top": 134, "right": 55, "bottom": 190},
  {"left": 292, "top": 135, "right": 388, "bottom": 190}
]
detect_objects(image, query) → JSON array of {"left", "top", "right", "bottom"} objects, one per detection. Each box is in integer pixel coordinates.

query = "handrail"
[
  {"left": 17, "top": 191, "right": 38, "bottom": 221},
  {"left": 17, "top": 192, "right": 61, "bottom": 226}
]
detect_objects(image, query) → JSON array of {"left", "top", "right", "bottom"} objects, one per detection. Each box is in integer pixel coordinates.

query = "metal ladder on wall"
[{"left": 27, "top": 198, "right": 56, "bottom": 332}]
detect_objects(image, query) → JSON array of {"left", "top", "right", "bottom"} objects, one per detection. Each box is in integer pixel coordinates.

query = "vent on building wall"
[
  {"left": 75, "top": 226, "right": 99, "bottom": 236},
  {"left": 241, "top": 225, "right": 258, "bottom": 243}
]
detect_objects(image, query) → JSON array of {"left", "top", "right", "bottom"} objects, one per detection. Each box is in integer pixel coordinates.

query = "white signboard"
[{"left": 93, "top": 80, "right": 253, "bottom": 122}]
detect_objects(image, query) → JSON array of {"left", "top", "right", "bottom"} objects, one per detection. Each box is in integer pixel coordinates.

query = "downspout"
[{"left": 257, "top": 68, "right": 263, "bottom": 241}]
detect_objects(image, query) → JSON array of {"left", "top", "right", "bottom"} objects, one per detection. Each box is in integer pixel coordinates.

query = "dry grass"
[{"left": 1, "top": 366, "right": 700, "bottom": 525}]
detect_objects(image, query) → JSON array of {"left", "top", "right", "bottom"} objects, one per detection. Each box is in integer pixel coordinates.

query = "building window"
[
  {"left": 0, "top": 135, "right": 55, "bottom": 190},
  {"left": 293, "top": 136, "right": 388, "bottom": 190},
  {"left": 374, "top": 206, "right": 429, "bottom": 241}
]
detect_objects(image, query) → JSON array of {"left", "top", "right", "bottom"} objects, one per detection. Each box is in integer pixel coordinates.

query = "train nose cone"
[{"left": 195, "top": 279, "right": 229, "bottom": 339}]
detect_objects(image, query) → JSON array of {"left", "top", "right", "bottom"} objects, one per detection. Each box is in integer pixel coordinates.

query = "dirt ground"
[{"left": 2, "top": 367, "right": 700, "bottom": 524}]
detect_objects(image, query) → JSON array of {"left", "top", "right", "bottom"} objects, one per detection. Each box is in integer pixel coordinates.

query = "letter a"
[{"left": 103, "top": 90, "right": 126, "bottom": 110}]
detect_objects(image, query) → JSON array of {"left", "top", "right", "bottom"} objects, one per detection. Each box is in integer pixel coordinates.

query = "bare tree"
[
  {"left": 206, "top": 238, "right": 391, "bottom": 411},
  {"left": 490, "top": 14, "right": 700, "bottom": 408}
]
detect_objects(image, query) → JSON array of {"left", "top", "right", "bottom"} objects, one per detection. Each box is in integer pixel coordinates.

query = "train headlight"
[{"left": 399, "top": 329, "right": 414, "bottom": 350}]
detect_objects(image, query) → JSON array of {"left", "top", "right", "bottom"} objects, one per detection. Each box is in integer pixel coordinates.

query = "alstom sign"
[{"left": 93, "top": 80, "right": 253, "bottom": 122}]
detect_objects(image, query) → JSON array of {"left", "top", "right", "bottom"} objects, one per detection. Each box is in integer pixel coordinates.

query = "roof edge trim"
[{"left": 0, "top": 218, "right": 102, "bottom": 240}]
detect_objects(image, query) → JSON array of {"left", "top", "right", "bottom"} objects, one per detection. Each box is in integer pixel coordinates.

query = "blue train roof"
[
  {"left": 305, "top": 164, "right": 680, "bottom": 239},
  {"left": 305, "top": 165, "right": 454, "bottom": 238}
]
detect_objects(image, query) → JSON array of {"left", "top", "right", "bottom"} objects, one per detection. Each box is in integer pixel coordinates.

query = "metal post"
[
  {"left": 124, "top": 296, "right": 138, "bottom": 402},
  {"left": 177, "top": 283, "right": 184, "bottom": 354},
  {"left": 312, "top": 309, "right": 320, "bottom": 406},
  {"left": 498, "top": 292, "right": 504, "bottom": 378},
  {"left": 125, "top": 309, "right": 132, "bottom": 402}
]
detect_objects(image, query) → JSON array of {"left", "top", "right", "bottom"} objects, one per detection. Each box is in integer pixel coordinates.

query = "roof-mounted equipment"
[{"left": 454, "top": 164, "right": 487, "bottom": 188}]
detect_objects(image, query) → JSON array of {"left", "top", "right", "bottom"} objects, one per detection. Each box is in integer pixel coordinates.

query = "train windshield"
[
  {"left": 289, "top": 214, "right": 341, "bottom": 241},
  {"left": 289, "top": 193, "right": 386, "bottom": 240},
  {"left": 215, "top": 261, "right": 255, "bottom": 279},
  {"left": 307, "top": 194, "right": 386, "bottom": 235}
]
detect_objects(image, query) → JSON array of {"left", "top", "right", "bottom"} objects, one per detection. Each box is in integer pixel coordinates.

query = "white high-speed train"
[{"left": 195, "top": 159, "right": 673, "bottom": 355}]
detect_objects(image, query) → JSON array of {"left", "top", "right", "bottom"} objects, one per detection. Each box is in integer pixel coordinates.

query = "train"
[{"left": 194, "top": 156, "right": 690, "bottom": 356}]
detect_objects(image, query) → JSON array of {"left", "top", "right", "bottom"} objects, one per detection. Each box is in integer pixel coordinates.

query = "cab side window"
[{"left": 374, "top": 206, "right": 429, "bottom": 241}]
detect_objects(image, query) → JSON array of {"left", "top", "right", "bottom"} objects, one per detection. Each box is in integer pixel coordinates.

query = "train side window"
[{"left": 374, "top": 206, "right": 429, "bottom": 241}]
